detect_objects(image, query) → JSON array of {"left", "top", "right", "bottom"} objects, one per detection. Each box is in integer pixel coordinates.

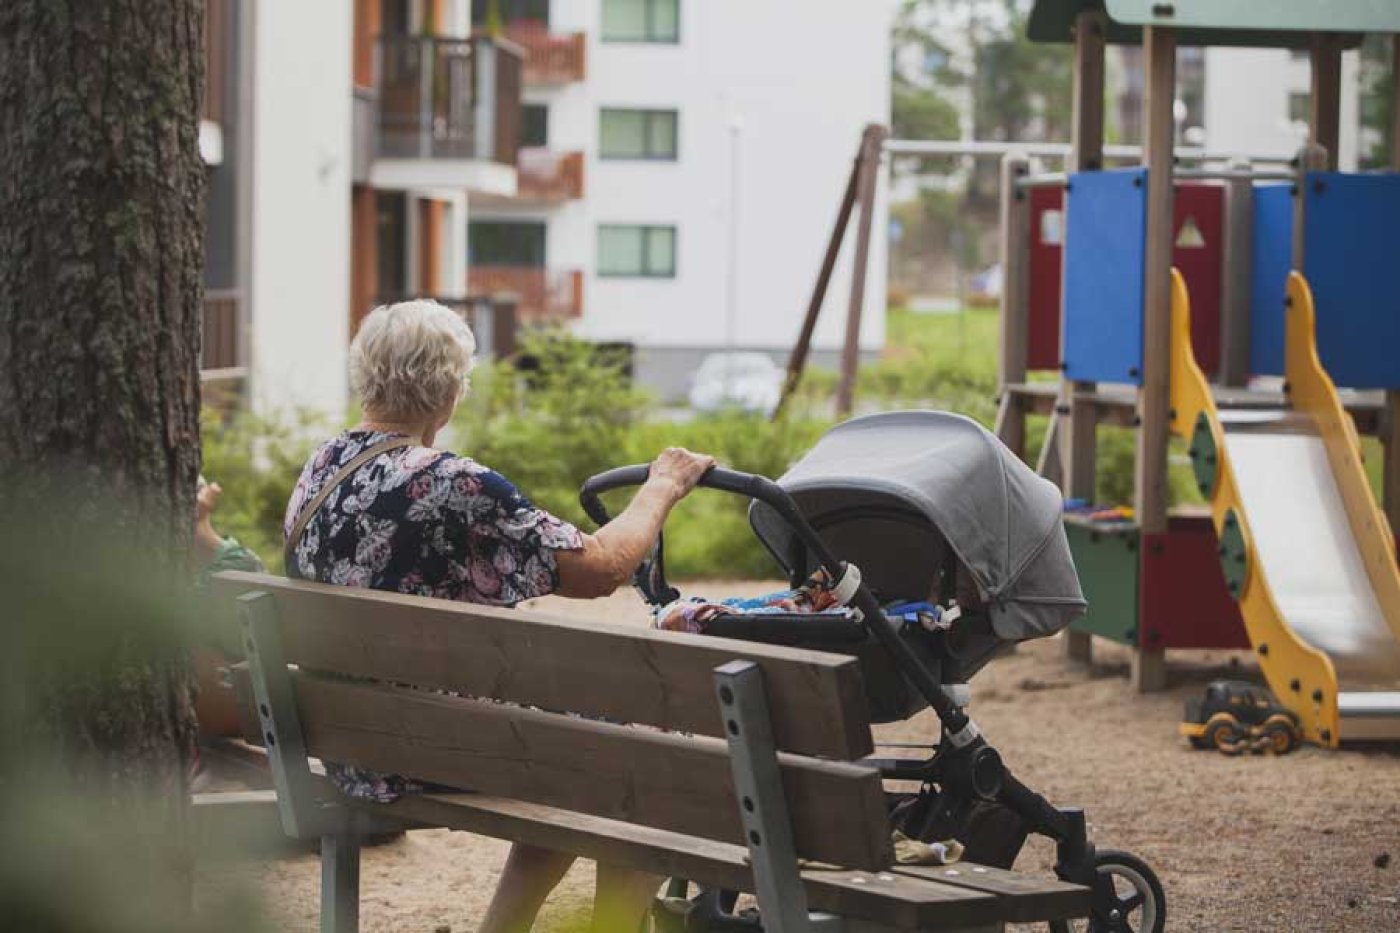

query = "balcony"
[
  {"left": 368, "top": 35, "right": 523, "bottom": 195},
  {"left": 200, "top": 0, "right": 232, "bottom": 164},
  {"left": 501, "top": 25, "right": 586, "bottom": 86},
  {"left": 202, "top": 289, "right": 245, "bottom": 377},
  {"left": 474, "top": 148, "right": 585, "bottom": 206},
  {"left": 469, "top": 267, "right": 583, "bottom": 322}
]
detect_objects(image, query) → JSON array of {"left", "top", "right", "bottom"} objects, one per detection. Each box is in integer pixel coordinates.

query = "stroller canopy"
[{"left": 750, "top": 410, "right": 1085, "bottom": 641}]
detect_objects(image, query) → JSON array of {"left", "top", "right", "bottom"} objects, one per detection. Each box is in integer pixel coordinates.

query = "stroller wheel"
[{"left": 1049, "top": 849, "right": 1165, "bottom": 933}]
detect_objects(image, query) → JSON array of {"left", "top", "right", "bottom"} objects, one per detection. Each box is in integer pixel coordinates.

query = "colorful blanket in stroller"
[{"left": 652, "top": 572, "right": 845, "bottom": 634}]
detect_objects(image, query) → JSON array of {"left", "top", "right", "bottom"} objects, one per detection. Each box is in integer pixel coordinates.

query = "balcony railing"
[
  {"left": 202, "top": 289, "right": 243, "bottom": 373},
  {"left": 203, "top": 0, "right": 230, "bottom": 127},
  {"left": 376, "top": 35, "right": 522, "bottom": 164},
  {"left": 516, "top": 148, "right": 585, "bottom": 202},
  {"left": 500, "top": 25, "right": 586, "bottom": 85},
  {"left": 469, "top": 267, "right": 583, "bottom": 322}
]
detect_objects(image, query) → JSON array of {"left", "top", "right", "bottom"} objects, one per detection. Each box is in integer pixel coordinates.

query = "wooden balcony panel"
[
  {"left": 468, "top": 267, "right": 583, "bottom": 322},
  {"left": 203, "top": 0, "right": 230, "bottom": 126},
  {"left": 516, "top": 149, "right": 585, "bottom": 202},
  {"left": 503, "top": 26, "right": 586, "bottom": 85},
  {"left": 202, "top": 290, "right": 242, "bottom": 372}
]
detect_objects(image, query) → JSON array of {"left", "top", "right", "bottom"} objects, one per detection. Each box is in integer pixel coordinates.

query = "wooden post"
[
  {"left": 1058, "top": 9, "right": 1106, "bottom": 665},
  {"left": 1058, "top": 8, "right": 1106, "bottom": 502},
  {"left": 996, "top": 152, "right": 1032, "bottom": 458},
  {"left": 835, "top": 124, "right": 887, "bottom": 419},
  {"left": 1385, "top": 36, "right": 1400, "bottom": 541},
  {"left": 774, "top": 139, "right": 863, "bottom": 420},
  {"left": 1218, "top": 158, "right": 1254, "bottom": 388},
  {"left": 1131, "top": 25, "right": 1177, "bottom": 693},
  {"left": 1309, "top": 33, "right": 1343, "bottom": 171},
  {"left": 1291, "top": 142, "right": 1328, "bottom": 270}
]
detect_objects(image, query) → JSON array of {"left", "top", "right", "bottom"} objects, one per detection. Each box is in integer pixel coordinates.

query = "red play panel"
[
  {"left": 1172, "top": 183, "right": 1224, "bottom": 378},
  {"left": 1024, "top": 181, "right": 1225, "bottom": 378},
  {"left": 1138, "top": 514, "right": 1250, "bottom": 651},
  {"left": 1026, "top": 187, "right": 1064, "bottom": 371}
]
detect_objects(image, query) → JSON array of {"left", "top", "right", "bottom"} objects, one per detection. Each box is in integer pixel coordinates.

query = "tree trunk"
[{"left": 0, "top": 0, "right": 204, "bottom": 848}]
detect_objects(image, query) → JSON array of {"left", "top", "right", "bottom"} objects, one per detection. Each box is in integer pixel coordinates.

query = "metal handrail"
[
  {"left": 887, "top": 138, "right": 1297, "bottom": 165},
  {"left": 1012, "top": 167, "right": 1298, "bottom": 190}
]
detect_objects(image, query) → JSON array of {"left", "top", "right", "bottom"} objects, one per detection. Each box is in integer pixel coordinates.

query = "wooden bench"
[{"left": 211, "top": 571, "right": 1090, "bottom": 932}]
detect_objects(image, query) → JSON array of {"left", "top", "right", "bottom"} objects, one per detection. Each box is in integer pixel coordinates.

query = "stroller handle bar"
[
  {"left": 579, "top": 464, "right": 848, "bottom": 574},
  {"left": 578, "top": 463, "right": 974, "bottom": 737}
]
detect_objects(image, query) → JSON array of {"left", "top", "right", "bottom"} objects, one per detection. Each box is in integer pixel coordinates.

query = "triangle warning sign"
[{"left": 1176, "top": 215, "right": 1206, "bottom": 249}]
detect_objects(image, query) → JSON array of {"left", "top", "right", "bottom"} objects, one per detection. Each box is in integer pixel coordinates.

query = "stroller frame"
[{"left": 581, "top": 465, "right": 1158, "bottom": 932}]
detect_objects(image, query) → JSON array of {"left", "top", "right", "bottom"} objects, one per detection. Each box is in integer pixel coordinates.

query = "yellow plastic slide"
[{"left": 1169, "top": 269, "right": 1400, "bottom": 746}]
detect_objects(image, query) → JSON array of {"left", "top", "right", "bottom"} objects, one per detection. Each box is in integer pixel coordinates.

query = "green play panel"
[{"left": 1064, "top": 515, "right": 1140, "bottom": 646}]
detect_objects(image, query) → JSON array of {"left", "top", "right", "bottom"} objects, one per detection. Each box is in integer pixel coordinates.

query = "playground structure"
[{"left": 988, "top": 2, "right": 1400, "bottom": 744}]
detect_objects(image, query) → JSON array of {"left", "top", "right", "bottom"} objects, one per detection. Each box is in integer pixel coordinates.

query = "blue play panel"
[
  {"left": 1063, "top": 168, "right": 1147, "bottom": 385},
  {"left": 1302, "top": 172, "right": 1400, "bottom": 390},
  {"left": 1248, "top": 184, "right": 1292, "bottom": 377}
]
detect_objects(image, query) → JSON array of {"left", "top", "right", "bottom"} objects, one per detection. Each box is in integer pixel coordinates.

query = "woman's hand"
[
  {"left": 646, "top": 447, "right": 716, "bottom": 502},
  {"left": 556, "top": 448, "right": 714, "bottom": 599}
]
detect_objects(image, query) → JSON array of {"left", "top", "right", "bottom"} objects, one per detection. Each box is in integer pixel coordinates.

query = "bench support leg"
[
  {"left": 715, "top": 660, "right": 811, "bottom": 933},
  {"left": 321, "top": 832, "right": 361, "bottom": 933},
  {"left": 241, "top": 591, "right": 324, "bottom": 840}
]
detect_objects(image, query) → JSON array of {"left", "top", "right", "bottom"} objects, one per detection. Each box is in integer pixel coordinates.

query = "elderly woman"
[{"left": 284, "top": 300, "right": 713, "bottom": 933}]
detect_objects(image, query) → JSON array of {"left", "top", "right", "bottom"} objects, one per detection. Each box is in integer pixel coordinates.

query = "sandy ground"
[{"left": 197, "top": 583, "right": 1400, "bottom": 931}]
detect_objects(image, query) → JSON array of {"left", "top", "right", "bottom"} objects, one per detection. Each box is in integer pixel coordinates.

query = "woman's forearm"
[{"left": 555, "top": 476, "right": 681, "bottom": 598}]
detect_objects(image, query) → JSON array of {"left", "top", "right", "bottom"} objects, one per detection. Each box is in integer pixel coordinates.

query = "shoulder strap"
[{"left": 284, "top": 436, "right": 416, "bottom": 577}]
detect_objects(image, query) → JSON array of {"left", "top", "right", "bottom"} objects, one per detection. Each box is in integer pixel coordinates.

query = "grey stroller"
[{"left": 580, "top": 411, "right": 1165, "bottom": 933}]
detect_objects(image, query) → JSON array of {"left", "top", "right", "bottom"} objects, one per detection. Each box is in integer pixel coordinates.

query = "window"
[
  {"left": 1288, "top": 91, "right": 1310, "bottom": 124},
  {"left": 601, "top": 0, "right": 679, "bottom": 43},
  {"left": 522, "top": 104, "right": 548, "bottom": 148},
  {"left": 471, "top": 0, "right": 550, "bottom": 28},
  {"left": 376, "top": 192, "right": 408, "bottom": 296},
  {"left": 599, "top": 108, "right": 678, "bottom": 160},
  {"left": 470, "top": 221, "right": 546, "bottom": 267},
  {"left": 598, "top": 225, "right": 676, "bottom": 278}
]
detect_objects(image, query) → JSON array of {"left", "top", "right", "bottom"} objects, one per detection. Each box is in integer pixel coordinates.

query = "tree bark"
[{"left": 0, "top": 0, "right": 203, "bottom": 824}]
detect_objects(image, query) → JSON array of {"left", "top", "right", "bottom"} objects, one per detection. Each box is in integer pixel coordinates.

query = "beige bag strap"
[{"left": 284, "top": 436, "right": 416, "bottom": 577}]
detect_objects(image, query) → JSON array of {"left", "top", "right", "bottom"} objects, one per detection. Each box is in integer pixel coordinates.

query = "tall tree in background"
[
  {"left": 892, "top": 0, "right": 962, "bottom": 145},
  {"left": 1359, "top": 35, "right": 1395, "bottom": 168},
  {"left": 0, "top": 0, "right": 204, "bottom": 861}
]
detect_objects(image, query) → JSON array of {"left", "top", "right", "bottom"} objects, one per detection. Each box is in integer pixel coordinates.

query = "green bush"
[
  {"left": 451, "top": 333, "right": 831, "bottom": 579},
  {"left": 200, "top": 407, "right": 324, "bottom": 573},
  {"left": 451, "top": 332, "right": 655, "bottom": 529},
  {"left": 857, "top": 307, "right": 1000, "bottom": 426}
]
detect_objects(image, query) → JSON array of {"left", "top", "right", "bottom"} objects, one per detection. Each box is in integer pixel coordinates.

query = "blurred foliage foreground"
[
  {"left": 202, "top": 318, "right": 1208, "bottom": 581},
  {"left": 0, "top": 492, "right": 270, "bottom": 931}
]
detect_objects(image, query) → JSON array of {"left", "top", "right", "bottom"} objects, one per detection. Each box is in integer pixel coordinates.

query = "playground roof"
[{"left": 1027, "top": 1, "right": 1394, "bottom": 49}]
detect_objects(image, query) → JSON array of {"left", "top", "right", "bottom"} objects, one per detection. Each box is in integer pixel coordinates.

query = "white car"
[{"left": 688, "top": 352, "right": 784, "bottom": 415}]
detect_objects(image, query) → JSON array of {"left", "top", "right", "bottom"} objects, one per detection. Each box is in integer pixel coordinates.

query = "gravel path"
[{"left": 197, "top": 583, "right": 1400, "bottom": 931}]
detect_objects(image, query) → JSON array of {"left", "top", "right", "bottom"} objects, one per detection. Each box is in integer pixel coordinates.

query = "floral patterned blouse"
[{"left": 284, "top": 429, "right": 583, "bottom": 802}]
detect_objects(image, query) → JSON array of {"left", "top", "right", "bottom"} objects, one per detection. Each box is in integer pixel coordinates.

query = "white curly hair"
[{"left": 349, "top": 300, "right": 477, "bottom": 421}]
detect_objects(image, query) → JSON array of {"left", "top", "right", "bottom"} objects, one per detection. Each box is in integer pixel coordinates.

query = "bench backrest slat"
[
  {"left": 213, "top": 572, "right": 873, "bottom": 760},
  {"left": 285, "top": 670, "right": 893, "bottom": 870}
]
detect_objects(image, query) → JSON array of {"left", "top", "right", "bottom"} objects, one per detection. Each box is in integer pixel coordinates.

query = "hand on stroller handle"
[{"left": 579, "top": 463, "right": 847, "bottom": 574}]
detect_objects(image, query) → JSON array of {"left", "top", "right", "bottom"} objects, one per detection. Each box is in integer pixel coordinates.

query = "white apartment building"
[
  {"left": 469, "top": 0, "right": 894, "bottom": 398},
  {"left": 1201, "top": 47, "right": 1362, "bottom": 168},
  {"left": 205, "top": 0, "right": 526, "bottom": 420},
  {"left": 203, "top": 0, "right": 892, "bottom": 415}
]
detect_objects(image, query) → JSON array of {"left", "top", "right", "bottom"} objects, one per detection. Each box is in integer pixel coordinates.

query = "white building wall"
[
  {"left": 470, "top": 0, "right": 893, "bottom": 393},
  {"left": 1203, "top": 48, "right": 1361, "bottom": 169},
  {"left": 576, "top": 0, "right": 892, "bottom": 355},
  {"left": 249, "top": 0, "right": 353, "bottom": 419}
]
